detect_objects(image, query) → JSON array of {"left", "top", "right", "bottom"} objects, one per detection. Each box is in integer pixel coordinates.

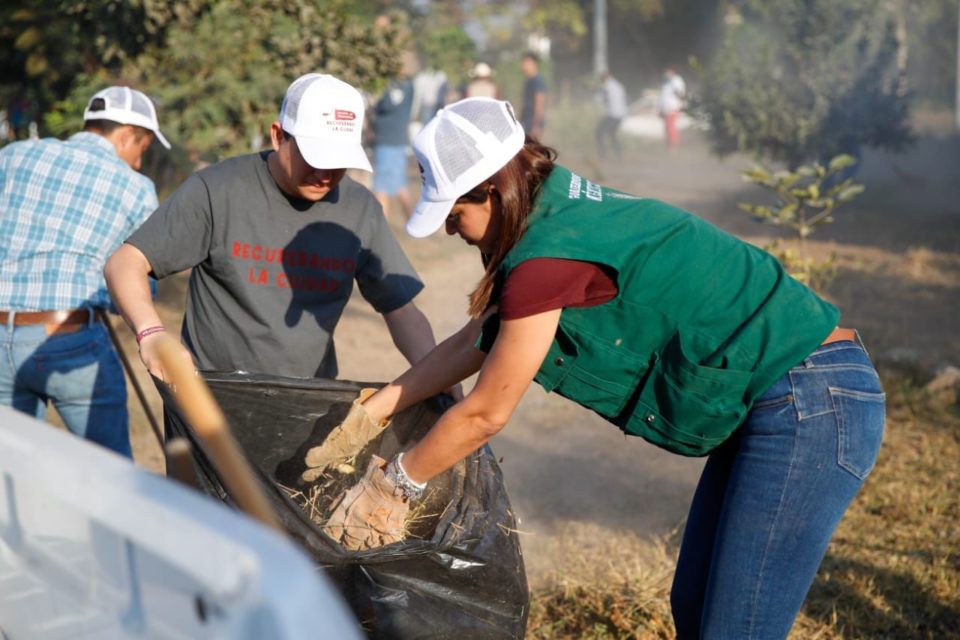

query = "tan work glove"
[
  {"left": 324, "top": 455, "right": 409, "bottom": 550},
  {"left": 301, "top": 388, "right": 388, "bottom": 483}
]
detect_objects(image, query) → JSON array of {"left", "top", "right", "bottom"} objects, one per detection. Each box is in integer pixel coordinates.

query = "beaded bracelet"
[{"left": 135, "top": 325, "right": 166, "bottom": 345}]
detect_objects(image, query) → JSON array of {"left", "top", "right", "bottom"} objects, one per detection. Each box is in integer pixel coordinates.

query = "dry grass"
[
  {"left": 278, "top": 466, "right": 442, "bottom": 541},
  {"left": 527, "top": 522, "right": 679, "bottom": 639},
  {"left": 527, "top": 369, "right": 960, "bottom": 639}
]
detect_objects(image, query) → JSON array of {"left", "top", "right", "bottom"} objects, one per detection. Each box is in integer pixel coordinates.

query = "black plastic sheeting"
[{"left": 156, "top": 372, "right": 528, "bottom": 639}]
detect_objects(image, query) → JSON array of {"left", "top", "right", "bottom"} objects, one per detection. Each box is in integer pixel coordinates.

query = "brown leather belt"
[
  {"left": 821, "top": 327, "right": 857, "bottom": 345},
  {"left": 0, "top": 309, "right": 93, "bottom": 333}
]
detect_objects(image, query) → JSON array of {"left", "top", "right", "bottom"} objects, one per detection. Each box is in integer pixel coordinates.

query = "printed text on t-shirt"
[{"left": 232, "top": 240, "right": 355, "bottom": 292}]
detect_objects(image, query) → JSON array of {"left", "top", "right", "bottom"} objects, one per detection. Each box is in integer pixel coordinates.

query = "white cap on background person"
[
  {"left": 84, "top": 86, "right": 171, "bottom": 149},
  {"left": 406, "top": 97, "right": 525, "bottom": 238},
  {"left": 470, "top": 62, "right": 493, "bottom": 78},
  {"left": 278, "top": 73, "right": 372, "bottom": 172}
]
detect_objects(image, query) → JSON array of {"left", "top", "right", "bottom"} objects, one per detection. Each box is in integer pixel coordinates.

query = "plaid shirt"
[{"left": 0, "top": 132, "right": 158, "bottom": 311}]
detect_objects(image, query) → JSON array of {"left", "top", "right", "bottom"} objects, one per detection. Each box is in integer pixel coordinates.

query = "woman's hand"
[
  {"left": 302, "top": 388, "right": 387, "bottom": 482},
  {"left": 324, "top": 455, "right": 409, "bottom": 550}
]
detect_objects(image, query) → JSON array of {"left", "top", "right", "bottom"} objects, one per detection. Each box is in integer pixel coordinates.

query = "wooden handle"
[
  {"left": 155, "top": 336, "right": 284, "bottom": 533},
  {"left": 164, "top": 437, "right": 200, "bottom": 490}
]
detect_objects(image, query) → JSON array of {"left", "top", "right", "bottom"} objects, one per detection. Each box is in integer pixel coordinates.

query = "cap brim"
[
  {"left": 297, "top": 136, "right": 372, "bottom": 172},
  {"left": 153, "top": 129, "right": 171, "bottom": 150},
  {"left": 406, "top": 198, "right": 457, "bottom": 238}
]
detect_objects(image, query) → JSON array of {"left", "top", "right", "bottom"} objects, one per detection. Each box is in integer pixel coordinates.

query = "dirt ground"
[{"left": 119, "top": 120, "right": 960, "bottom": 587}]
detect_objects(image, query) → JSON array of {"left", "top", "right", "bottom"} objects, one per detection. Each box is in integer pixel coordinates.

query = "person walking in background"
[
  {"left": 105, "top": 74, "right": 442, "bottom": 390},
  {"left": 411, "top": 62, "right": 448, "bottom": 129},
  {"left": 323, "top": 98, "right": 885, "bottom": 640},
  {"left": 520, "top": 51, "right": 547, "bottom": 140},
  {"left": 464, "top": 62, "right": 500, "bottom": 99},
  {"left": 372, "top": 60, "right": 416, "bottom": 220},
  {"left": 595, "top": 71, "right": 628, "bottom": 160},
  {"left": 0, "top": 86, "right": 169, "bottom": 456},
  {"left": 659, "top": 67, "right": 686, "bottom": 149}
]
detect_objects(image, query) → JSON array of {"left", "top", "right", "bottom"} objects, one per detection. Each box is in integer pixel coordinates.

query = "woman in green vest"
[{"left": 322, "top": 98, "right": 886, "bottom": 639}]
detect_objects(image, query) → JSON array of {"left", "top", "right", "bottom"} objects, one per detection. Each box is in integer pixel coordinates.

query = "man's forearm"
[
  {"left": 383, "top": 301, "right": 437, "bottom": 365},
  {"left": 104, "top": 243, "right": 163, "bottom": 333}
]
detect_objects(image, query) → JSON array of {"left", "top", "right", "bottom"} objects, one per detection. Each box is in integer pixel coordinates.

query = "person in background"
[
  {"left": 411, "top": 63, "right": 448, "bottom": 127},
  {"left": 372, "top": 59, "right": 416, "bottom": 220},
  {"left": 595, "top": 70, "right": 628, "bottom": 160},
  {"left": 519, "top": 51, "right": 547, "bottom": 140},
  {"left": 659, "top": 67, "right": 686, "bottom": 149},
  {"left": 105, "top": 74, "right": 442, "bottom": 393},
  {"left": 1, "top": 86, "right": 169, "bottom": 456},
  {"left": 322, "top": 98, "right": 885, "bottom": 640},
  {"left": 464, "top": 62, "right": 500, "bottom": 99}
]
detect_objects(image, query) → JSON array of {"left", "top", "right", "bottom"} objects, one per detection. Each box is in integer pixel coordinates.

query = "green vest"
[{"left": 481, "top": 166, "right": 839, "bottom": 456}]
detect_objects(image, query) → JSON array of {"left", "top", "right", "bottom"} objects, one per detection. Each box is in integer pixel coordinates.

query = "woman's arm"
[
  {"left": 396, "top": 308, "right": 561, "bottom": 484},
  {"left": 364, "top": 308, "right": 495, "bottom": 420}
]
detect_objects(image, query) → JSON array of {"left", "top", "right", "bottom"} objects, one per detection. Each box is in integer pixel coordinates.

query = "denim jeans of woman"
[
  {"left": 0, "top": 313, "right": 130, "bottom": 457},
  {"left": 671, "top": 336, "right": 885, "bottom": 639}
]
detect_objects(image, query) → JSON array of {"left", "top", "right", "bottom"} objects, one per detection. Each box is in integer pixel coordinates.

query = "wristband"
[
  {"left": 384, "top": 453, "right": 426, "bottom": 501},
  {"left": 135, "top": 325, "right": 165, "bottom": 345}
]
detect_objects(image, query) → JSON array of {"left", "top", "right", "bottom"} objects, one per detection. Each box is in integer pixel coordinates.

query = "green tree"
[
  {"left": 696, "top": 0, "right": 913, "bottom": 167},
  {"left": 0, "top": 0, "right": 174, "bottom": 137},
  {"left": 410, "top": 0, "right": 477, "bottom": 86},
  {"left": 42, "top": 0, "right": 408, "bottom": 160},
  {"left": 904, "top": 0, "right": 960, "bottom": 106},
  {"left": 739, "top": 155, "right": 865, "bottom": 291}
]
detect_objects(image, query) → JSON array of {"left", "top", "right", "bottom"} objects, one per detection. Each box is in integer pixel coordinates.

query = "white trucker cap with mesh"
[
  {"left": 279, "top": 73, "right": 372, "bottom": 172},
  {"left": 83, "top": 86, "right": 170, "bottom": 149},
  {"left": 406, "top": 97, "right": 525, "bottom": 238}
]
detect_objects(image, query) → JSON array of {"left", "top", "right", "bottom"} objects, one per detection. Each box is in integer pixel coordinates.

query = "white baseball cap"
[
  {"left": 470, "top": 62, "right": 493, "bottom": 78},
  {"left": 84, "top": 86, "right": 170, "bottom": 149},
  {"left": 406, "top": 97, "right": 525, "bottom": 238},
  {"left": 279, "top": 73, "right": 372, "bottom": 172}
]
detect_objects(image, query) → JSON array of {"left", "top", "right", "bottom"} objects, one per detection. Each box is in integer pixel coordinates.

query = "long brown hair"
[{"left": 463, "top": 137, "right": 557, "bottom": 317}]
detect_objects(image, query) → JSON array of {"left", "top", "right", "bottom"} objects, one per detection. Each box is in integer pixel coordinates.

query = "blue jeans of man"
[
  {"left": 671, "top": 337, "right": 885, "bottom": 639},
  {"left": 0, "top": 313, "right": 130, "bottom": 457}
]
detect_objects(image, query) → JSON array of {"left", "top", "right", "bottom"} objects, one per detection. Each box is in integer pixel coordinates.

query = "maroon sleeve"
[{"left": 499, "top": 258, "right": 618, "bottom": 321}]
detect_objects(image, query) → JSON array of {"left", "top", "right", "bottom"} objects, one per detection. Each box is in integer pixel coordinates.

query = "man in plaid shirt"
[{"left": 0, "top": 86, "right": 169, "bottom": 456}]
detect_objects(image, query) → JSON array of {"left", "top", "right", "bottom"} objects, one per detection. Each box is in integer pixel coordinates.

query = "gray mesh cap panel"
[
  {"left": 129, "top": 90, "right": 155, "bottom": 119},
  {"left": 450, "top": 100, "right": 515, "bottom": 142},
  {"left": 281, "top": 79, "right": 310, "bottom": 125},
  {"left": 435, "top": 118, "right": 483, "bottom": 183},
  {"left": 96, "top": 87, "right": 130, "bottom": 111}
]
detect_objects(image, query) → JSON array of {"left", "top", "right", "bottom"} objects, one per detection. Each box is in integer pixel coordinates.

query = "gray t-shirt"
[{"left": 128, "top": 152, "right": 423, "bottom": 378}]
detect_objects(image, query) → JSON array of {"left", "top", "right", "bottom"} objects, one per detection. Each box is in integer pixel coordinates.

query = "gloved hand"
[
  {"left": 324, "top": 455, "right": 409, "bottom": 550},
  {"left": 302, "top": 388, "right": 389, "bottom": 483}
]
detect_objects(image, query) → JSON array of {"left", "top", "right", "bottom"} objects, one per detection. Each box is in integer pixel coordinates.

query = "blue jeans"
[
  {"left": 0, "top": 313, "right": 130, "bottom": 456},
  {"left": 373, "top": 144, "right": 409, "bottom": 195},
  {"left": 671, "top": 336, "right": 885, "bottom": 639}
]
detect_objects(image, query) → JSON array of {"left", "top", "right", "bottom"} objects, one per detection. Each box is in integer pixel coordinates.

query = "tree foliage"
[
  {"left": 739, "top": 154, "right": 865, "bottom": 291},
  {"left": 3, "top": 0, "right": 408, "bottom": 160},
  {"left": 696, "top": 0, "right": 913, "bottom": 167},
  {"left": 904, "top": 0, "right": 960, "bottom": 106},
  {"left": 0, "top": 0, "right": 168, "bottom": 131},
  {"left": 410, "top": 1, "right": 477, "bottom": 84}
]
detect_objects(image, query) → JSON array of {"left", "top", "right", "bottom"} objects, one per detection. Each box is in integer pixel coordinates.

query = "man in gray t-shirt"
[{"left": 105, "top": 74, "right": 441, "bottom": 382}]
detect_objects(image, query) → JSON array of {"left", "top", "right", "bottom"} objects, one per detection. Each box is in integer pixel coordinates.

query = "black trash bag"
[{"left": 155, "top": 371, "right": 528, "bottom": 639}]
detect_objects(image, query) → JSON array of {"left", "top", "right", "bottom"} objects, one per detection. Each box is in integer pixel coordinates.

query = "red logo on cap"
[{"left": 335, "top": 109, "right": 356, "bottom": 121}]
